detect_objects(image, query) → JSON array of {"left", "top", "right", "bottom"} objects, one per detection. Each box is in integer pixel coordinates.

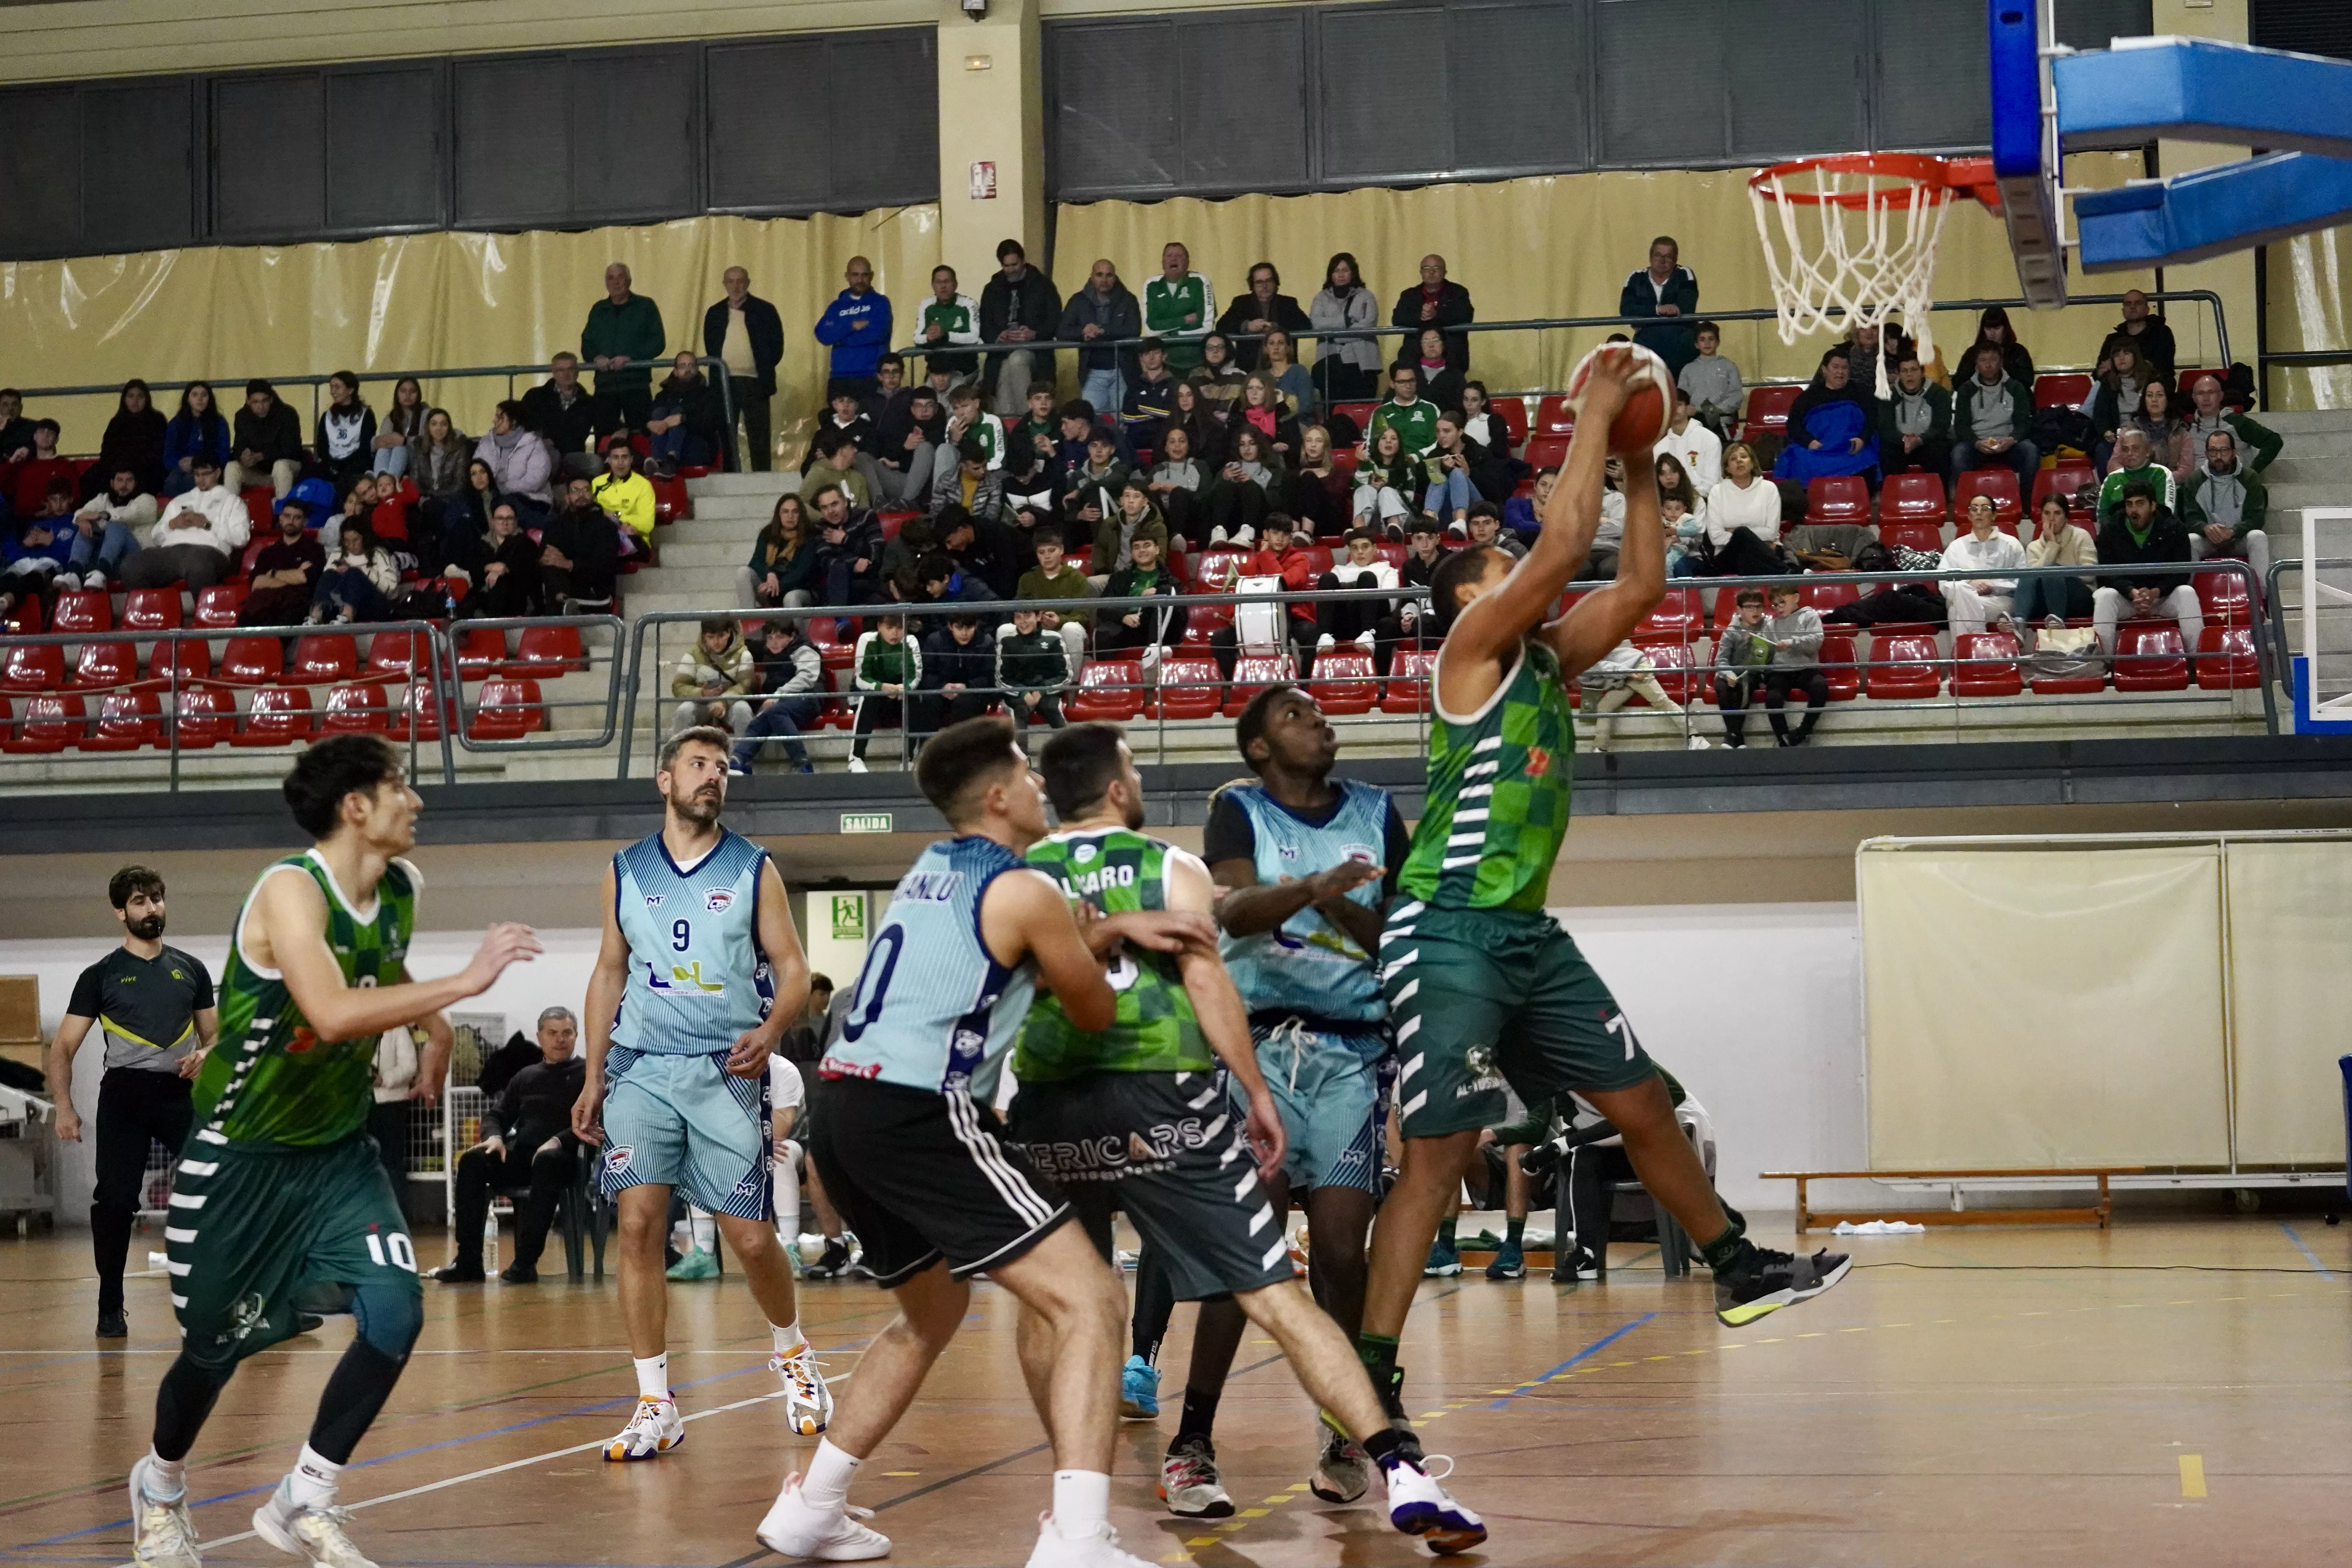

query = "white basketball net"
[{"left": 1750, "top": 162, "right": 1957, "bottom": 399}]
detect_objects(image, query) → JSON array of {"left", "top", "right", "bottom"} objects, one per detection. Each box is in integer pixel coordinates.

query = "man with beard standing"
[{"left": 46, "top": 866, "right": 218, "bottom": 1339}]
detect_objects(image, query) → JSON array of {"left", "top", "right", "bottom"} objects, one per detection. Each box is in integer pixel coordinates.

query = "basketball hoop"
[{"left": 1749, "top": 153, "right": 2001, "bottom": 397}]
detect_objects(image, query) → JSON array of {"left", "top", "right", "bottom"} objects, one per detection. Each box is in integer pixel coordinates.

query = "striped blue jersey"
[
  {"left": 1214, "top": 779, "right": 1394, "bottom": 1025},
  {"left": 821, "top": 837, "right": 1038, "bottom": 1101},
  {"left": 611, "top": 827, "right": 774, "bottom": 1055}
]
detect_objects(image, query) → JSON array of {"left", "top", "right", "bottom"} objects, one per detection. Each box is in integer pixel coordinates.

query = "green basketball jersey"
[
  {"left": 194, "top": 852, "right": 419, "bottom": 1149},
  {"left": 1398, "top": 640, "right": 1575, "bottom": 913},
  {"left": 1014, "top": 828, "right": 1210, "bottom": 1081}
]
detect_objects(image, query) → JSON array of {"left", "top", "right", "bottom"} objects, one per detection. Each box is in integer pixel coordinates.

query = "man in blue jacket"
[
  {"left": 703, "top": 267, "right": 786, "bottom": 473},
  {"left": 1618, "top": 237, "right": 1701, "bottom": 377},
  {"left": 814, "top": 257, "right": 893, "bottom": 405}
]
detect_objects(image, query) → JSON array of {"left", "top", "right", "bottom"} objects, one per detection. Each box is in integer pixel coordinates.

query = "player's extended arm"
[
  {"left": 45, "top": 1014, "right": 93, "bottom": 1142},
  {"left": 728, "top": 856, "right": 812, "bottom": 1077},
  {"left": 573, "top": 864, "right": 631, "bottom": 1145},
  {"left": 1213, "top": 855, "right": 1383, "bottom": 939},
  {"left": 250, "top": 870, "right": 539, "bottom": 1044},
  {"left": 1171, "top": 854, "right": 1285, "bottom": 1181},
  {"left": 1541, "top": 448, "right": 1668, "bottom": 680},
  {"left": 412, "top": 1007, "right": 452, "bottom": 1107},
  {"left": 982, "top": 868, "right": 1118, "bottom": 1035}
]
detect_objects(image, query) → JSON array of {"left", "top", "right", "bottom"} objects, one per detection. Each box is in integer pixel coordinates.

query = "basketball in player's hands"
[{"left": 1566, "top": 343, "right": 1677, "bottom": 455}]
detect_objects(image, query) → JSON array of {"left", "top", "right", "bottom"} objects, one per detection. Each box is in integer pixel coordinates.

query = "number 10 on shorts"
[{"left": 365, "top": 1231, "right": 418, "bottom": 1272}]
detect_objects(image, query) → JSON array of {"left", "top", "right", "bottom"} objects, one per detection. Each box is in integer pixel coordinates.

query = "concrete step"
[
  {"left": 678, "top": 494, "right": 777, "bottom": 522},
  {"left": 652, "top": 517, "right": 766, "bottom": 546},
  {"left": 655, "top": 540, "right": 757, "bottom": 569},
  {"left": 686, "top": 473, "right": 789, "bottom": 498},
  {"left": 628, "top": 564, "right": 742, "bottom": 595},
  {"left": 2257, "top": 430, "right": 2352, "bottom": 459},
  {"left": 2249, "top": 410, "right": 2352, "bottom": 435}
]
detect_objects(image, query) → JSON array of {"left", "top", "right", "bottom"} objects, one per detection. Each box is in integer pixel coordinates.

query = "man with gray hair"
[{"left": 427, "top": 1007, "right": 584, "bottom": 1285}]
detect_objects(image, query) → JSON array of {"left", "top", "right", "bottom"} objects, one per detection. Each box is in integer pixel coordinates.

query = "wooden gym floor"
[{"left": 2, "top": 1215, "right": 2347, "bottom": 1568}]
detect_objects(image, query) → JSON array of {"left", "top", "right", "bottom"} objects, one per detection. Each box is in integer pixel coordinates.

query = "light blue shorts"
[
  {"left": 1249, "top": 1020, "right": 1386, "bottom": 1196},
  {"left": 599, "top": 1046, "right": 771, "bottom": 1219}
]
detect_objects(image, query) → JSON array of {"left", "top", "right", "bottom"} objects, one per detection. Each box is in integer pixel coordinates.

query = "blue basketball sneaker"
[{"left": 1120, "top": 1355, "right": 1160, "bottom": 1421}]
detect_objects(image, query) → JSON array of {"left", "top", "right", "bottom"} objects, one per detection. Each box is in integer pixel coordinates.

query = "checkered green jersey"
[
  {"left": 1398, "top": 641, "right": 1575, "bottom": 913},
  {"left": 193, "top": 852, "right": 418, "bottom": 1149},
  {"left": 1013, "top": 829, "right": 1210, "bottom": 1081}
]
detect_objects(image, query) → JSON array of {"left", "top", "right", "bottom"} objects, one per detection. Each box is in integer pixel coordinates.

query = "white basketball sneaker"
[
  {"left": 127, "top": 1457, "right": 202, "bottom": 1568},
  {"left": 603, "top": 1395, "right": 685, "bottom": 1461},
  {"left": 756, "top": 1472, "right": 891, "bottom": 1561},
  {"left": 1024, "top": 1512, "right": 1155, "bottom": 1568},
  {"left": 251, "top": 1482, "right": 378, "bottom": 1567},
  {"left": 1381, "top": 1453, "right": 1487, "bottom": 1555},
  {"left": 771, "top": 1341, "right": 834, "bottom": 1436}
]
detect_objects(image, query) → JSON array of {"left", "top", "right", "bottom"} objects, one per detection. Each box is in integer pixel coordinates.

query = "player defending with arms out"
[
  {"left": 759, "top": 717, "right": 1203, "bottom": 1568},
  {"left": 572, "top": 727, "right": 829, "bottom": 1457},
  {"left": 1357, "top": 350, "right": 1849, "bottom": 1420},
  {"left": 1007, "top": 724, "right": 1481, "bottom": 1553},
  {"left": 125, "top": 736, "right": 541, "bottom": 1568}
]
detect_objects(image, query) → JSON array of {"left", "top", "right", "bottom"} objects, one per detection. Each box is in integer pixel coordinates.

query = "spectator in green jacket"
[
  {"left": 1143, "top": 241, "right": 1213, "bottom": 375},
  {"left": 2094, "top": 428, "right": 2178, "bottom": 524},
  {"left": 1365, "top": 364, "right": 1439, "bottom": 461},
  {"left": 848, "top": 614, "right": 919, "bottom": 773},
  {"left": 1877, "top": 353, "right": 1953, "bottom": 476},
  {"left": 581, "top": 263, "right": 666, "bottom": 428},
  {"left": 2182, "top": 372, "right": 2284, "bottom": 473},
  {"left": 2180, "top": 426, "right": 2271, "bottom": 583},
  {"left": 1949, "top": 342, "right": 2037, "bottom": 491},
  {"left": 997, "top": 606, "right": 1070, "bottom": 731}
]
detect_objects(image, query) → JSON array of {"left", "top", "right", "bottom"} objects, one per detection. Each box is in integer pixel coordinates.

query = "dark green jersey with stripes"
[{"left": 1013, "top": 828, "right": 1211, "bottom": 1081}]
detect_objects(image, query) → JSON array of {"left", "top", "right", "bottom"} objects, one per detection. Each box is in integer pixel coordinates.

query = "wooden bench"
[{"left": 1760, "top": 1168, "right": 2145, "bottom": 1233}]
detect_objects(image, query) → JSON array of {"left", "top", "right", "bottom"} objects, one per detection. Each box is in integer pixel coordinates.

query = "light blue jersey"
[
  {"left": 1214, "top": 779, "right": 1393, "bottom": 1026},
  {"left": 611, "top": 827, "right": 774, "bottom": 1056},
  {"left": 820, "top": 837, "right": 1038, "bottom": 1100}
]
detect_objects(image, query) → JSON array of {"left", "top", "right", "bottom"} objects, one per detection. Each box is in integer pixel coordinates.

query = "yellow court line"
[{"left": 2180, "top": 1455, "right": 2207, "bottom": 1498}]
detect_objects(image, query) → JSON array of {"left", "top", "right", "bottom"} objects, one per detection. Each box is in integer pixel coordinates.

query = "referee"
[{"left": 45, "top": 866, "right": 216, "bottom": 1339}]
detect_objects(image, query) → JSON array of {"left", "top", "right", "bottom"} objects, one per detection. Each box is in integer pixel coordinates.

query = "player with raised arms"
[
  {"left": 1356, "top": 348, "right": 1850, "bottom": 1427},
  {"left": 757, "top": 715, "right": 1210, "bottom": 1568},
  {"left": 570, "top": 726, "right": 829, "bottom": 1457},
  {"left": 124, "top": 735, "right": 541, "bottom": 1568}
]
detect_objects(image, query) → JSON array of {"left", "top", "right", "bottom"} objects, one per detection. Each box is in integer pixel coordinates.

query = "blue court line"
[
  {"left": 2278, "top": 1221, "right": 2337, "bottom": 1280},
  {"left": 1485, "top": 1311, "right": 1657, "bottom": 1408}
]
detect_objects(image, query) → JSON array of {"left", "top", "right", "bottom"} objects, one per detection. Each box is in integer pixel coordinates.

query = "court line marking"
[
  {"left": 1487, "top": 1312, "right": 1656, "bottom": 1407},
  {"left": 2179, "top": 1454, "right": 2207, "bottom": 1498},
  {"left": 2276, "top": 1223, "right": 2336, "bottom": 1280}
]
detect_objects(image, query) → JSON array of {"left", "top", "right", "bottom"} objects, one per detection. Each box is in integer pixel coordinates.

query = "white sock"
[
  {"left": 285, "top": 1445, "right": 341, "bottom": 1510},
  {"left": 1051, "top": 1470, "right": 1111, "bottom": 1534},
  {"left": 634, "top": 1353, "right": 669, "bottom": 1400},
  {"left": 800, "top": 1438, "right": 861, "bottom": 1512},
  {"left": 142, "top": 1452, "right": 186, "bottom": 1501},
  {"left": 688, "top": 1207, "right": 715, "bottom": 1251},
  {"left": 771, "top": 1319, "right": 805, "bottom": 1356}
]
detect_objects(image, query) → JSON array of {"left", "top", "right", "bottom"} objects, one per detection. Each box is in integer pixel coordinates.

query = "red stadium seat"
[
  {"left": 122, "top": 589, "right": 182, "bottom": 633},
  {"left": 0, "top": 692, "right": 85, "bottom": 753},
  {"left": 2195, "top": 625, "right": 2261, "bottom": 689},
  {"left": 49, "top": 590, "right": 111, "bottom": 635},
  {"left": 806, "top": 616, "right": 854, "bottom": 672},
  {"left": 1307, "top": 650, "right": 1377, "bottom": 715},
  {"left": 1741, "top": 385, "right": 1801, "bottom": 443},
  {"left": 1190, "top": 550, "right": 1250, "bottom": 597},
  {"left": 1, "top": 641, "right": 66, "bottom": 693},
  {"left": 390, "top": 682, "right": 448, "bottom": 742},
  {"left": 1145, "top": 658, "right": 1223, "bottom": 720},
  {"left": 1494, "top": 396, "right": 1531, "bottom": 448},
  {"left": 218, "top": 637, "right": 284, "bottom": 686},
  {"left": 2111, "top": 623, "right": 2190, "bottom": 691},
  {"left": 1953, "top": 631, "right": 2024, "bottom": 697},
  {"left": 81, "top": 688, "right": 164, "bottom": 751},
  {"left": 507, "top": 624, "right": 589, "bottom": 677},
  {"left": 1819, "top": 633, "right": 1861, "bottom": 700},
  {"left": 323, "top": 682, "right": 391, "bottom": 734},
  {"left": 1632, "top": 638, "right": 1698, "bottom": 704},
  {"left": 171, "top": 685, "right": 238, "bottom": 748},
  {"left": 1953, "top": 469, "right": 2022, "bottom": 526},
  {"left": 364, "top": 630, "right": 430, "bottom": 680},
  {"left": 2193, "top": 566, "right": 2254, "bottom": 626},
  {"left": 455, "top": 626, "right": 506, "bottom": 678},
  {"left": 3, "top": 597, "right": 38, "bottom": 635},
  {"left": 193, "top": 586, "right": 244, "bottom": 629},
  {"left": 1524, "top": 435, "right": 1570, "bottom": 472},
  {"left": 1221, "top": 653, "right": 1292, "bottom": 717},
  {"left": 288, "top": 634, "right": 359, "bottom": 685},
  {"left": 468, "top": 677, "right": 544, "bottom": 740},
  {"left": 70, "top": 640, "right": 138, "bottom": 690},
  {"left": 1881, "top": 472, "right": 1947, "bottom": 525},
  {"left": 1331, "top": 401, "right": 1378, "bottom": 433},
  {"left": 1381, "top": 648, "right": 1438, "bottom": 713},
  {"left": 1864, "top": 633, "right": 1944, "bottom": 699},
  {"left": 241, "top": 490, "right": 274, "bottom": 538},
  {"left": 151, "top": 636, "right": 211, "bottom": 685},
  {"left": 1878, "top": 521, "right": 1945, "bottom": 554},
  {"left": 2031, "top": 461, "right": 2098, "bottom": 517},
  {"left": 1800, "top": 580, "right": 1860, "bottom": 616},
  {"left": 1065, "top": 660, "right": 1144, "bottom": 722},
  {"left": 1636, "top": 588, "right": 1700, "bottom": 641},
  {"left": 231, "top": 686, "right": 315, "bottom": 746},
  {"left": 652, "top": 476, "right": 691, "bottom": 523},
  {"left": 2034, "top": 373, "right": 2092, "bottom": 410},
  {"left": 1534, "top": 394, "right": 1576, "bottom": 435},
  {"left": 1806, "top": 476, "right": 1870, "bottom": 525}
]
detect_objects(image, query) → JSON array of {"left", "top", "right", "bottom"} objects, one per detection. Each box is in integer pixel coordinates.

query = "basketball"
[{"left": 1565, "top": 342, "right": 1676, "bottom": 454}]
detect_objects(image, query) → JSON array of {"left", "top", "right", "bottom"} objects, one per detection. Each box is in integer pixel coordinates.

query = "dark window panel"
[
  {"left": 326, "top": 66, "right": 442, "bottom": 233},
  {"left": 1319, "top": 6, "right": 1449, "bottom": 181},
  {"left": 1053, "top": 21, "right": 1180, "bottom": 196},
  {"left": 1450, "top": 1, "right": 1588, "bottom": 175},
  {"left": 1596, "top": 0, "right": 1726, "bottom": 165},
  {"left": 1875, "top": 0, "right": 1991, "bottom": 150},
  {"left": 708, "top": 39, "right": 830, "bottom": 210},
  {"left": 2253, "top": 0, "right": 2352, "bottom": 60},
  {"left": 829, "top": 33, "right": 939, "bottom": 206},
  {"left": 0, "top": 87, "right": 81, "bottom": 257},
  {"left": 1730, "top": 0, "right": 1867, "bottom": 160},
  {"left": 454, "top": 56, "right": 569, "bottom": 228},
  {"left": 2054, "top": 0, "right": 2152, "bottom": 51},
  {"left": 85, "top": 79, "right": 194, "bottom": 254},
  {"left": 212, "top": 72, "right": 325, "bottom": 240},
  {"left": 1176, "top": 13, "right": 1307, "bottom": 191},
  {"left": 571, "top": 47, "right": 695, "bottom": 220}
]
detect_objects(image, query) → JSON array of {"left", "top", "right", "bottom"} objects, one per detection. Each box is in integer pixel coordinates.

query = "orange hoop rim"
[{"left": 1751, "top": 153, "right": 2000, "bottom": 212}]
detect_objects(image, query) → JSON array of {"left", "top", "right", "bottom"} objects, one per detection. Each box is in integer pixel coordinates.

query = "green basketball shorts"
[
  {"left": 1378, "top": 902, "right": 1658, "bottom": 1140},
  {"left": 166, "top": 1132, "right": 417, "bottom": 1371}
]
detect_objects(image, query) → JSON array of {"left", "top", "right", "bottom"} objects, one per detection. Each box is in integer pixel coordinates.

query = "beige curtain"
[
  {"left": 2224, "top": 840, "right": 2352, "bottom": 1165},
  {"left": 2267, "top": 228, "right": 2352, "bottom": 410}
]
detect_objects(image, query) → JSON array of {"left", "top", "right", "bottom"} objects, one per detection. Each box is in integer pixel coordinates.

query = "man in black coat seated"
[
  {"left": 1216, "top": 262, "right": 1312, "bottom": 373},
  {"left": 426, "top": 1008, "right": 589, "bottom": 1285},
  {"left": 538, "top": 475, "right": 621, "bottom": 610}
]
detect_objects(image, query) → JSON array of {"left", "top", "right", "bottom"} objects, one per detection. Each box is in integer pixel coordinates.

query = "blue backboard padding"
[
  {"left": 2054, "top": 40, "right": 2352, "bottom": 160},
  {"left": 1987, "top": 0, "right": 2044, "bottom": 180},
  {"left": 2076, "top": 152, "right": 2352, "bottom": 270}
]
